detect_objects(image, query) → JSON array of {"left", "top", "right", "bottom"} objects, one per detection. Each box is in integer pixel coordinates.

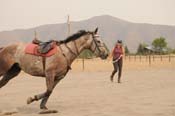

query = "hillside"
[{"left": 0, "top": 15, "right": 175, "bottom": 52}]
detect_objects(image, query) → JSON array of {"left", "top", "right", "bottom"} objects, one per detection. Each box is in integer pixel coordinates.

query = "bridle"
[
  {"left": 62, "top": 33, "right": 105, "bottom": 57},
  {"left": 90, "top": 33, "right": 105, "bottom": 56}
]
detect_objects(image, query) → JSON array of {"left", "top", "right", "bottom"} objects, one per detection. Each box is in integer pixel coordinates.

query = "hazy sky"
[{"left": 0, "top": 0, "right": 175, "bottom": 31}]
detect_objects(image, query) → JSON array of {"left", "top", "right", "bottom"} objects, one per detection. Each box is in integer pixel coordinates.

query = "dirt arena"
[{"left": 0, "top": 56, "right": 175, "bottom": 116}]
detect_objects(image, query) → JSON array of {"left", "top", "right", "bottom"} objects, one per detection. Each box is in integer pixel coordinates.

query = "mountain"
[{"left": 0, "top": 15, "right": 175, "bottom": 52}]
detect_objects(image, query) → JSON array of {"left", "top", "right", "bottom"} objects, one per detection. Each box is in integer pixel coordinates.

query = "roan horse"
[{"left": 0, "top": 28, "right": 109, "bottom": 111}]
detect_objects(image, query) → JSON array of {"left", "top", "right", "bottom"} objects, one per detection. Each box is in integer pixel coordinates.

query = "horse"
[{"left": 0, "top": 28, "right": 109, "bottom": 111}]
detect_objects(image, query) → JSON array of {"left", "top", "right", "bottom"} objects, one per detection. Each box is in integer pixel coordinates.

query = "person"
[{"left": 110, "top": 40, "right": 125, "bottom": 83}]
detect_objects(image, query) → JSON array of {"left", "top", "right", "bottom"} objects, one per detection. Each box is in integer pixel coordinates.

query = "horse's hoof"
[
  {"left": 40, "top": 106, "right": 48, "bottom": 110},
  {"left": 39, "top": 109, "right": 58, "bottom": 114},
  {"left": 118, "top": 81, "right": 121, "bottom": 83},
  {"left": 27, "top": 97, "right": 33, "bottom": 104}
]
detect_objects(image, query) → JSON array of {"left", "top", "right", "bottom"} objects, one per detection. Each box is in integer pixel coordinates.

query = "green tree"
[
  {"left": 124, "top": 45, "right": 130, "bottom": 55},
  {"left": 136, "top": 43, "right": 148, "bottom": 55},
  {"left": 166, "top": 47, "right": 173, "bottom": 54},
  {"left": 79, "top": 49, "right": 94, "bottom": 58},
  {"left": 152, "top": 37, "right": 167, "bottom": 53},
  {"left": 172, "top": 49, "right": 175, "bottom": 54}
]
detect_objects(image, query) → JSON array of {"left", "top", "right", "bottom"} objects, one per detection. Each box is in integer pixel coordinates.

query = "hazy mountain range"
[{"left": 0, "top": 15, "right": 175, "bottom": 52}]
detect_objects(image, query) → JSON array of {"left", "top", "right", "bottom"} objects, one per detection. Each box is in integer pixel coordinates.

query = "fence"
[
  {"left": 72, "top": 55, "right": 175, "bottom": 71},
  {"left": 124, "top": 54, "right": 175, "bottom": 65}
]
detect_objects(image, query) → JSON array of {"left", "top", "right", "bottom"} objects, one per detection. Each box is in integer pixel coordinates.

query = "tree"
[
  {"left": 166, "top": 47, "right": 173, "bottom": 54},
  {"left": 136, "top": 43, "right": 148, "bottom": 55},
  {"left": 172, "top": 49, "right": 175, "bottom": 54},
  {"left": 124, "top": 46, "right": 130, "bottom": 55},
  {"left": 152, "top": 37, "right": 167, "bottom": 53},
  {"left": 78, "top": 49, "right": 94, "bottom": 58}
]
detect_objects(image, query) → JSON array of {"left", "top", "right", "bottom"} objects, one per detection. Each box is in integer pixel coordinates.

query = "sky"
[{"left": 0, "top": 0, "right": 175, "bottom": 31}]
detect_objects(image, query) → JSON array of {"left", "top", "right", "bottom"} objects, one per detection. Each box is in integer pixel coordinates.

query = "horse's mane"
[{"left": 60, "top": 30, "right": 89, "bottom": 43}]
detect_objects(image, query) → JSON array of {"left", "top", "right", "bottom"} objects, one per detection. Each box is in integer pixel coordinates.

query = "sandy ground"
[{"left": 0, "top": 58, "right": 175, "bottom": 116}]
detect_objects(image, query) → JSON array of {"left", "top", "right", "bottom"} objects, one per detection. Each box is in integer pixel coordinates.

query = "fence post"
[
  {"left": 149, "top": 55, "right": 151, "bottom": 66},
  {"left": 169, "top": 54, "right": 171, "bottom": 62},
  {"left": 139, "top": 55, "right": 141, "bottom": 62},
  {"left": 134, "top": 55, "right": 136, "bottom": 61},
  {"left": 160, "top": 55, "right": 162, "bottom": 61},
  {"left": 82, "top": 58, "right": 85, "bottom": 71}
]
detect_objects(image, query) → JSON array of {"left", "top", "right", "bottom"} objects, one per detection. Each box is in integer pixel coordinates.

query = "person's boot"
[
  {"left": 110, "top": 75, "right": 114, "bottom": 82},
  {"left": 118, "top": 78, "right": 121, "bottom": 83},
  {"left": 110, "top": 71, "right": 116, "bottom": 82}
]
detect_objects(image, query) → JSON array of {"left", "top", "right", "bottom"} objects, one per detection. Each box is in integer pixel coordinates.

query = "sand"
[{"left": 0, "top": 57, "right": 175, "bottom": 116}]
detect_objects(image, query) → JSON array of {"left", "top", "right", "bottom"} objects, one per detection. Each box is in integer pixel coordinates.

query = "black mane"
[{"left": 60, "top": 30, "right": 89, "bottom": 43}]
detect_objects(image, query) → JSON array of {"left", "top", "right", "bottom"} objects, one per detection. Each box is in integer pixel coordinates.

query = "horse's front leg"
[
  {"left": 40, "top": 78, "right": 61, "bottom": 109},
  {"left": 27, "top": 75, "right": 63, "bottom": 110},
  {"left": 27, "top": 92, "right": 46, "bottom": 106},
  {"left": 27, "top": 72, "right": 56, "bottom": 109}
]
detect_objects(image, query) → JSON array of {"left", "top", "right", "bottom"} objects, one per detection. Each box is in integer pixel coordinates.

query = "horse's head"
[{"left": 85, "top": 28, "right": 109, "bottom": 59}]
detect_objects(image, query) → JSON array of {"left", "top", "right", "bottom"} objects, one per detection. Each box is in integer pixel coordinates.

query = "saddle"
[
  {"left": 32, "top": 39, "right": 57, "bottom": 54},
  {"left": 25, "top": 39, "right": 59, "bottom": 57}
]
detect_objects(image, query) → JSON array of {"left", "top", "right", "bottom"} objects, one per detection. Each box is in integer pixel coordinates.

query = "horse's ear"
[{"left": 94, "top": 27, "right": 98, "bottom": 34}]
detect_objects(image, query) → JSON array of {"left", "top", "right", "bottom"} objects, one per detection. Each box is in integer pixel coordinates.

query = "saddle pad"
[{"left": 25, "top": 43, "right": 58, "bottom": 57}]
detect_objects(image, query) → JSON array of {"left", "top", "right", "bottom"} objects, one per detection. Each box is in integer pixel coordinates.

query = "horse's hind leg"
[{"left": 0, "top": 63, "right": 21, "bottom": 88}]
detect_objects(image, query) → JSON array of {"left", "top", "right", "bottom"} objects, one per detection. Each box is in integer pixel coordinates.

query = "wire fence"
[
  {"left": 124, "top": 54, "right": 175, "bottom": 65},
  {"left": 72, "top": 55, "right": 175, "bottom": 71}
]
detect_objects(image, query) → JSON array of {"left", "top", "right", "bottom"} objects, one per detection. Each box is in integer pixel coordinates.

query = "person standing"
[{"left": 110, "top": 40, "right": 125, "bottom": 83}]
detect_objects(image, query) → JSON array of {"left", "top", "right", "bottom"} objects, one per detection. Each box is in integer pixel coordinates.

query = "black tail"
[{"left": 0, "top": 63, "right": 21, "bottom": 88}]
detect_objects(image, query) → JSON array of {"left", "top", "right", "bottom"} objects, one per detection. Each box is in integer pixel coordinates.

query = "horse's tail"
[
  {"left": 0, "top": 45, "right": 18, "bottom": 75},
  {"left": 0, "top": 44, "right": 22, "bottom": 88}
]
